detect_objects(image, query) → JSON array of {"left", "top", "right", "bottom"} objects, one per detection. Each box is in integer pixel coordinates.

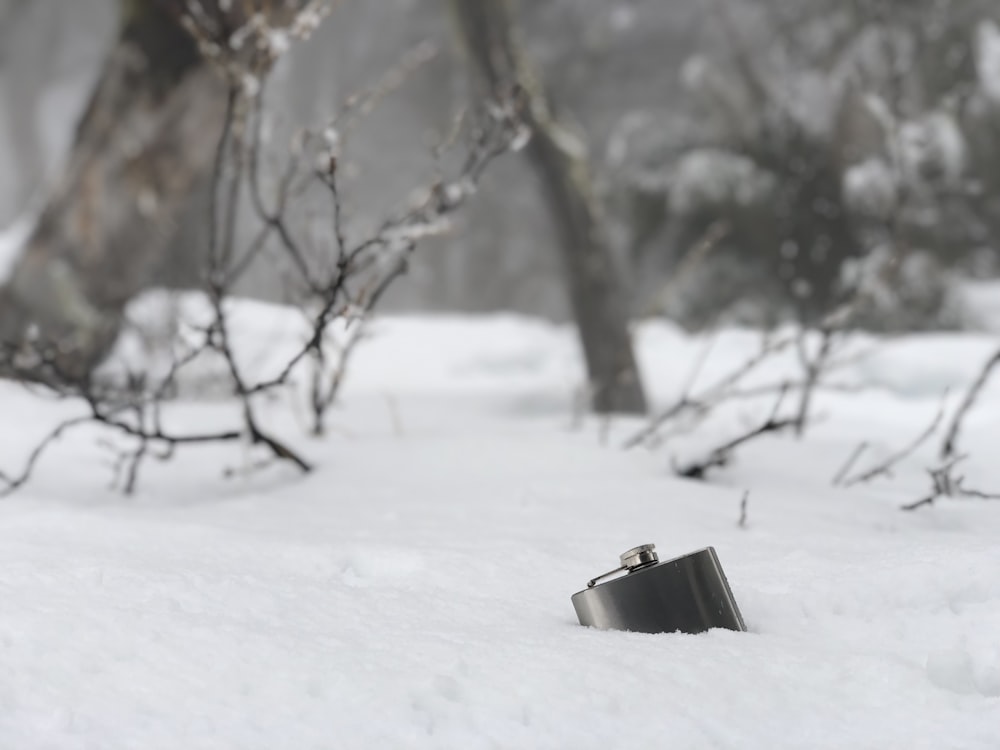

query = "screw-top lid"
[
  {"left": 620, "top": 544, "right": 658, "bottom": 570},
  {"left": 587, "top": 543, "right": 659, "bottom": 588}
]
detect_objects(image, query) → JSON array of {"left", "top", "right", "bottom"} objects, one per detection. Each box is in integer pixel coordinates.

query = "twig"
[
  {"left": 0, "top": 415, "right": 94, "bottom": 497},
  {"left": 832, "top": 441, "right": 868, "bottom": 487},
  {"left": 673, "top": 384, "right": 797, "bottom": 480},
  {"left": 901, "top": 455, "right": 1000, "bottom": 511},
  {"left": 738, "top": 490, "right": 749, "bottom": 528},
  {"left": 793, "top": 326, "right": 837, "bottom": 437},
  {"left": 623, "top": 333, "right": 795, "bottom": 450},
  {"left": 642, "top": 220, "right": 729, "bottom": 318},
  {"left": 840, "top": 390, "right": 949, "bottom": 487},
  {"left": 941, "top": 348, "right": 1000, "bottom": 460}
]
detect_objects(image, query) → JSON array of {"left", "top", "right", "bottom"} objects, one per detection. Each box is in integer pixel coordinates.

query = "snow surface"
[{"left": 2, "top": 302, "right": 1000, "bottom": 749}]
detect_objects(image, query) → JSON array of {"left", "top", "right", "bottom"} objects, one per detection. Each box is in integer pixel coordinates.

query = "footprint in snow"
[
  {"left": 926, "top": 646, "right": 1000, "bottom": 697},
  {"left": 339, "top": 547, "right": 426, "bottom": 588}
]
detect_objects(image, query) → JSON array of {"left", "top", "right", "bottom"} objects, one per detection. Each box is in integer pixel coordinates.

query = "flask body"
[{"left": 572, "top": 546, "right": 745, "bottom": 634}]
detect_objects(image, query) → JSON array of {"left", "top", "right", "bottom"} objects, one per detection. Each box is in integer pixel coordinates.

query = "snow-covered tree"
[{"left": 619, "top": 0, "right": 1000, "bottom": 330}]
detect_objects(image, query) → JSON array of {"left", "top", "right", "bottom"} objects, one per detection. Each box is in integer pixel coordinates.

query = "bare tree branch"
[
  {"left": 623, "top": 333, "right": 796, "bottom": 450},
  {"left": 839, "top": 391, "right": 949, "bottom": 487},
  {"left": 901, "top": 455, "right": 1000, "bottom": 511},
  {"left": 793, "top": 325, "right": 837, "bottom": 437},
  {"left": 832, "top": 440, "right": 869, "bottom": 487},
  {"left": 673, "top": 384, "right": 798, "bottom": 480},
  {"left": 941, "top": 348, "right": 1000, "bottom": 460}
]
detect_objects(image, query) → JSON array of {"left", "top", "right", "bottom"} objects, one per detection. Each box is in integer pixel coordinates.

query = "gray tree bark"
[
  {"left": 447, "top": 0, "right": 647, "bottom": 414},
  {"left": 0, "top": 0, "right": 46, "bottom": 223},
  {"left": 0, "top": 1, "right": 229, "bottom": 374}
]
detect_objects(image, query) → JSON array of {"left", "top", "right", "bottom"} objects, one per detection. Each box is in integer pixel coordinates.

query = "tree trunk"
[
  {"left": 446, "top": 0, "right": 647, "bottom": 415},
  {"left": 0, "top": 0, "right": 228, "bottom": 374},
  {"left": 0, "top": 0, "right": 46, "bottom": 224}
]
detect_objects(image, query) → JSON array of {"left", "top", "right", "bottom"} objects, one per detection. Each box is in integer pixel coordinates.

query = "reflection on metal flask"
[{"left": 571, "top": 544, "right": 746, "bottom": 635}]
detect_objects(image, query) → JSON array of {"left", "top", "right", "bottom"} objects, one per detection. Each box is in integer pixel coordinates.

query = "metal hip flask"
[{"left": 571, "top": 544, "right": 746, "bottom": 634}]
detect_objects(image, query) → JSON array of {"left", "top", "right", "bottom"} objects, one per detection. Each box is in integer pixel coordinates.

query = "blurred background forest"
[{"left": 2, "top": 0, "right": 1000, "bottom": 334}]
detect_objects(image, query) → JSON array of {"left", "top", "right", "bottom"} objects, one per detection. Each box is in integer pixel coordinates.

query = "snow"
[
  {"left": 670, "top": 149, "right": 776, "bottom": 216},
  {"left": 897, "top": 111, "right": 967, "bottom": 187},
  {"left": 843, "top": 158, "right": 898, "bottom": 220},
  {"left": 2, "top": 302, "right": 1000, "bottom": 748}
]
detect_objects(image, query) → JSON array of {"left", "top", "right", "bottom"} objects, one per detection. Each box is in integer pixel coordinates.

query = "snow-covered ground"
[{"left": 1, "top": 300, "right": 1000, "bottom": 748}]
